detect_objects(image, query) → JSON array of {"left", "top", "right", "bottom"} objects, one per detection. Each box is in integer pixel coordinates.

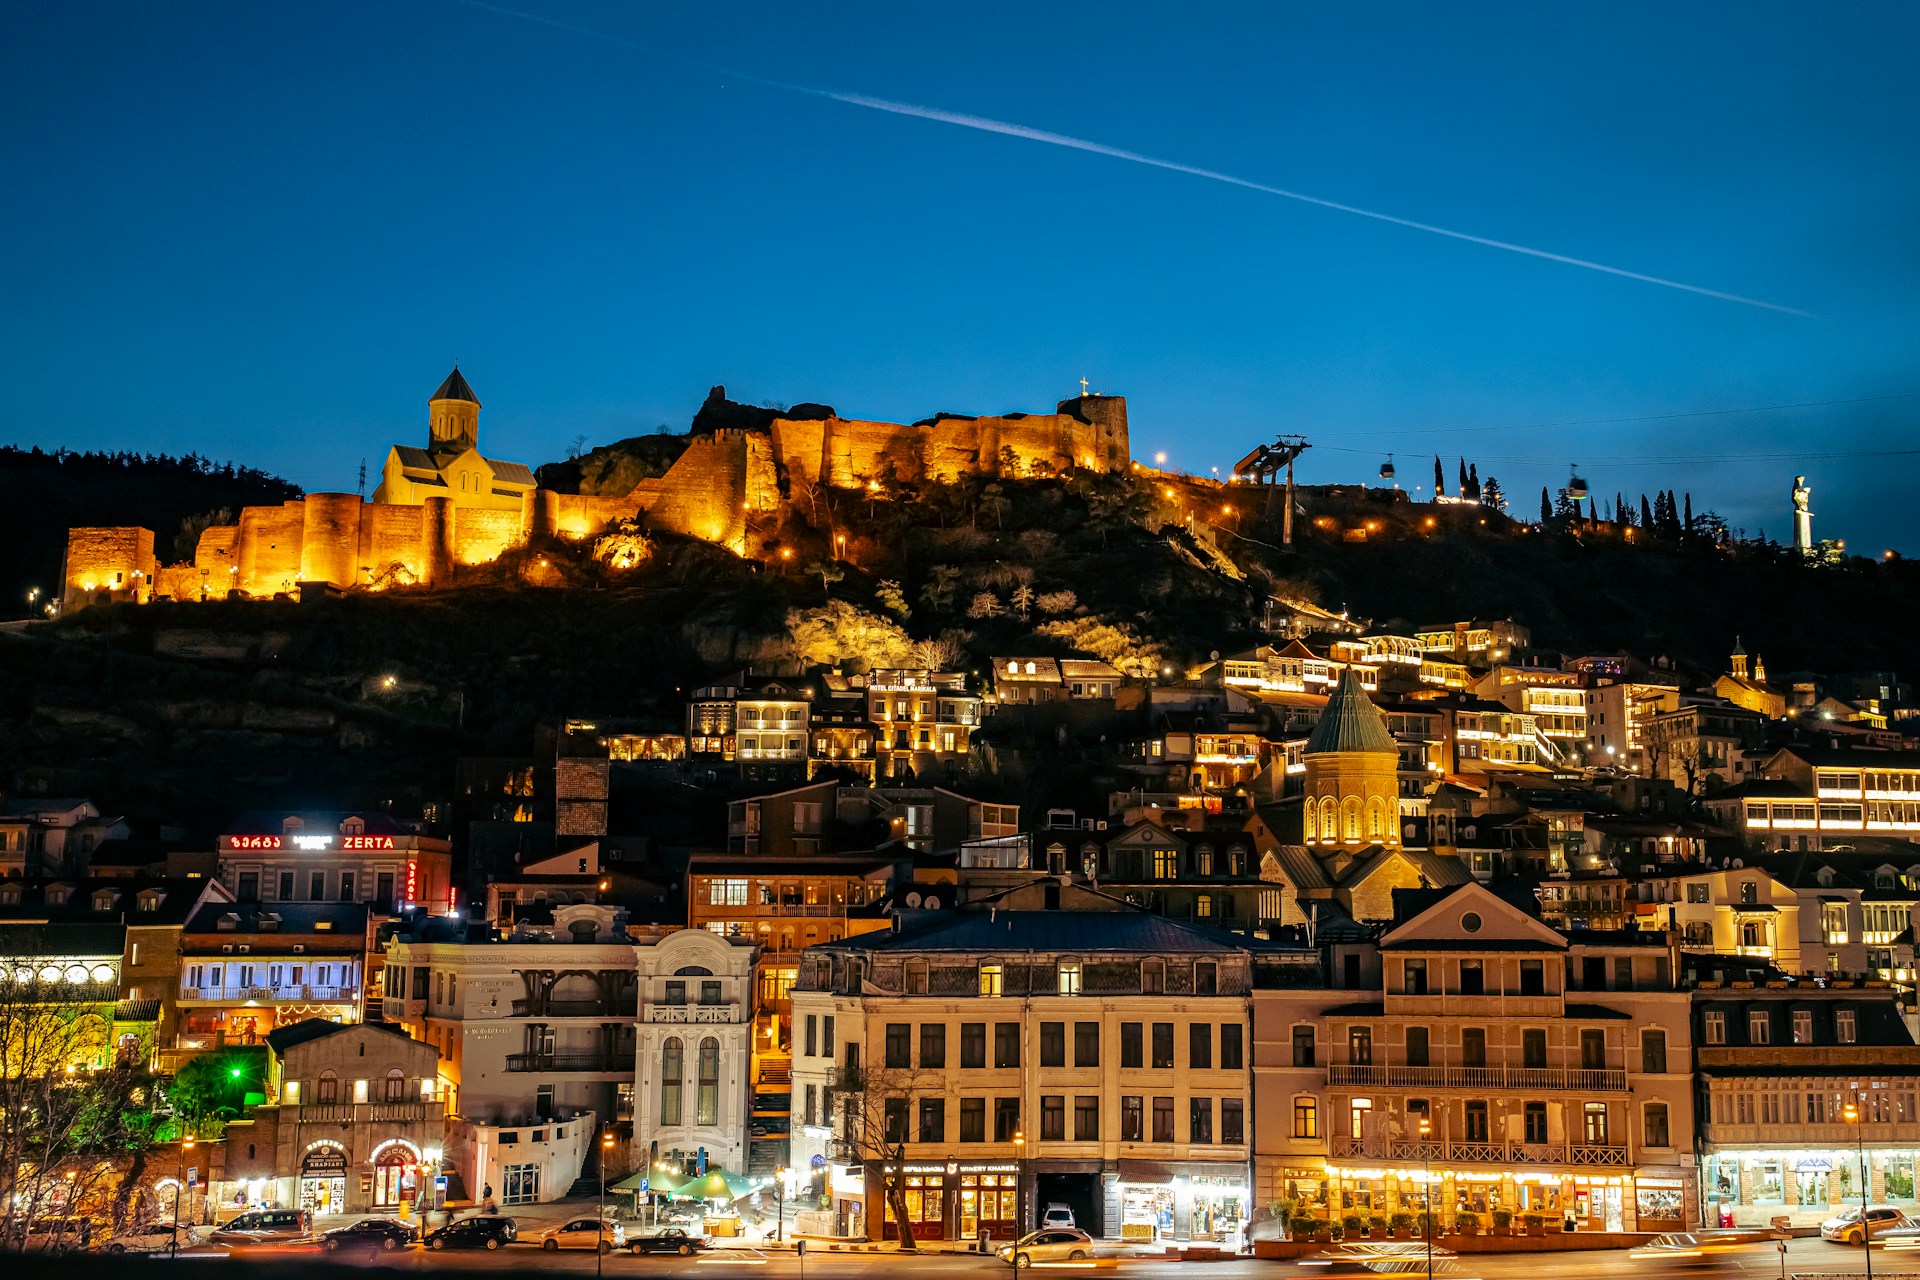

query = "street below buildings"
[{"left": 143, "top": 1233, "right": 1899, "bottom": 1280}]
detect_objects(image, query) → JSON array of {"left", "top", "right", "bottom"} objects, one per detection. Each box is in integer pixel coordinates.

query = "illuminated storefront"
[
  {"left": 885, "top": 1162, "right": 1019, "bottom": 1240},
  {"left": 1113, "top": 1162, "right": 1249, "bottom": 1242},
  {"left": 1705, "top": 1148, "right": 1920, "bottom": 1227},
  {"left": 1320, "top": 1164, "right": 1688, "bottom": 1234}
]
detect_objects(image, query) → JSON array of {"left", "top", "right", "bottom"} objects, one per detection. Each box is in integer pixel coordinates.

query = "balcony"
[
  {"left": 510, "top": 999, "right": 638, "bottom": 1018},
  {"left": 505, "top": 1053, "right": 629, "bottom": 1073},
  {"left": 1328, "top": 1064, "right": 1628, "bottom": 1092},
  {"left": 1382, "top": 993, "right": 1561, "bottom": 1017},
  {"left": 297, "top": 1101, "right": 431, "bottom": 1124},
  {"left": 179, "top": 985, "right": 358, "bottom": 1004},
  {"left": 647, "top": 1005, "right": 742, "bottom": 1023},
  {"left": 1332, "top": 1136, "right": 1630, "bottom": 1168}
]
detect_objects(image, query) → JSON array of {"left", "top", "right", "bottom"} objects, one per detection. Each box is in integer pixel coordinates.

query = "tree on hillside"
[
  {"left": 1434, "top": 457, "right": 1446, "bottom": 497},
  {"left": 786, "top": 602, "right": 914, "bottom": 669},
  {"left": 908, "top": 633, "right": 966, "bottom": 671},
  {"left": 920, "top": 565, "right": 961, "bottom": 613},
  {"left": 1467, "top": 463, "right": 1480, "bottom": 498},
  {"left": 171, "top": 509, "right": 233, "bottom": 563},
  {"left": 967, "top": 592, "right": 1003, "bottom": 620},
  {"left": 1033, "top": 616, "right": 1164, "bottom": 676},
  {"left": 980, "top": 484, "right": 1012, "bottom": 530},
  {"left": 1540, "top": 487, "right": 1552, "bottom": 522},
  {"left": 1479, "top": 477, "right": 1506, "bottom": 514},
  {"left": 1010, "top": 584, "right": 1036, "bottom": 620},
  {"left": 1683, "top": 492, "right": 1694, "bottom": 542},
  {"left": 1035, "top": 589, "right": 1078, "bottom": 616},
  {"left": 1641, "top": 494, "right": 1654, "bottom": 528},
  {"left": 807, "top": 559, "right": 846, "bottom": 596},
  {"left": 874, "top": 580, "right": 911, "bottom": 620}
]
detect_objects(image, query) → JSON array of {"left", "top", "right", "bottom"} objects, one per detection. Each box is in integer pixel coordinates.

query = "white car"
[
  {"left": 1042, "top": 1204, "right": 1076, "bottom": 1229},
  {"left": 102, "top": 1223, "right": 204, "bottom": 1254},
  {"left": 1821, "top": 1206, "right": 1911, "bottom": 1243},
  {"left": 537, "top": 1216, "right": 626, "bottom": 1252},
  {"left": 998, "top": 1228, "right": 1095, "bottom": 1265}
]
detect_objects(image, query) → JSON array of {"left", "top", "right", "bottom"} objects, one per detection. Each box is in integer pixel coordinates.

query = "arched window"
[
  {"left": 675, "top": 966, "right": 713, "bottom": 977},
  {"left": 660, "top": 1037, "right": 683, "bottom": 1126},
  {"left": 316, "top": 1070, "right": 339, "bottom": 1103},
  {"left": 384, "top": 1069, "right": 406, "bottom": 1101},
  {"left": 1343, "top": 797, "right": 1362, "bottom": 841},
  {"left": 1367, "top": 799, "right": 1385, "bottom": 840},
  {"left": 1318, "top": 797, "right": 1337, "bottom": 840},
  {"left": 697, "top": 1037, "right": 720, "bottom": 1126},
  {"left": 1303, "top": 805, "right": 1318, "bottom": 841}
]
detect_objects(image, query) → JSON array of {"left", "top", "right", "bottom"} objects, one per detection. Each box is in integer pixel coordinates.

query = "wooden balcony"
[
  {"left": 1327, "top": 1064, "right": 1628, "bottom": 1092},
  {"left": 647, "top": 1004, "right": 743, "bottom": 1023}
]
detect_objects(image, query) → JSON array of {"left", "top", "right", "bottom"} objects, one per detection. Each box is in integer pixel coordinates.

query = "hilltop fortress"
[{"left": 61, "top": 372, "right": 1130, "bottom": 607}]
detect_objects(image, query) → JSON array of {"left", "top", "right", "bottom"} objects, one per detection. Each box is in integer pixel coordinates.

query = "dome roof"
[
  {"left": 1303, "top": 668, "right": 1398, "bottom": 756},
  {"left": 429, "top": 366, "right": 480, "bottom": 407}
]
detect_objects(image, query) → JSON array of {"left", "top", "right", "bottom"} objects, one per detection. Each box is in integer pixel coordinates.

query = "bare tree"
[
  {"left": 0, "top": 970, "right": 161, "bottom": 1248},
  {"left": 828, "top": 1063, "right": 943, "bottom": 1250}
]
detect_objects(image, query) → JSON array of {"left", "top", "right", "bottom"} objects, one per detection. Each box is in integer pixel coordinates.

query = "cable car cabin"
[{"left": 1379, "top": 455, "right": 1396, "bottom": 480}]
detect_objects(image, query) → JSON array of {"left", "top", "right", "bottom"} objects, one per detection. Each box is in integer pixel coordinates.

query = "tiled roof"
[
  {"left": 486, "top": 457, "right": 536, "bottom": 486},
  {"left": 828, "top": 909, "right": 1260, "bottom": 955},
  {"left": 429, "top": 366, "right": 480, "bottom": 406},
  {"left": 1303, "top": 669, "right": 1398, "bottom": 755}
]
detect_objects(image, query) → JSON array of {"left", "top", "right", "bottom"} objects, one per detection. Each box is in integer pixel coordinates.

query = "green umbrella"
[
  {"left": 680, "top": 1168, "right": 758, "bottom": 1200},
  {"left": 615, "top": 1168, "right": 692, "bottom": 1195}
]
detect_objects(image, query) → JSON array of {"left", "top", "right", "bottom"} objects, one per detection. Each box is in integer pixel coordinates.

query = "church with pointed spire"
[
  {"left": 1301, "top": 667, "right": 1404, "bottom": 866},
  {"left": 370, "top": 367, "right": 537, "bottom": 512}
]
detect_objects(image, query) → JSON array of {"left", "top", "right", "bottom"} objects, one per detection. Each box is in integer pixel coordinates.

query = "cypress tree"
[
  {"left": 1435, "top": 456, "right": 1446, "bottom": 497},
  {"left": 1540, "top": 487, "right": 1552, "bottom": 522},
  {"left": 1640, "top": 494, "right": 1654, "bottom": 528}
]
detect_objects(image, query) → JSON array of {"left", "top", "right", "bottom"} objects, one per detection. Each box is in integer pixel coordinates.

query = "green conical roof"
[
  {"left": 1303, "top": 668, "right": 1398, "bottom": 755},
  {"left": 429, "top": 366, "right": 480, "bottom": 406}
]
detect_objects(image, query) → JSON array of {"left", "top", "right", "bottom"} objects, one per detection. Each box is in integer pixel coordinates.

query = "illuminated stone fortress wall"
[{"left": 61, "top": 378, "right": 1130, "bottom": 609}]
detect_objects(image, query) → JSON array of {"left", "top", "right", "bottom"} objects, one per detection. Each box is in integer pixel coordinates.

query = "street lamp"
[
  {"left": 1012, "top": 1128, "right": 1026, "bottom": 1267},
  {"left": 1846, "top": 1099, "right": 1872, "bottom": 1280},
  {"left": 599, "top": 1128, "right": 616, "bottom": 1277},
  {"left": 1417, "top": 1119, "right": 1433, "bottom": 1280},
  {"left": 774, "top": 1167, "right": 787, "bottom": 1244},
  {"left": 171, "top": 1133, "right": 196, "bottom": 1257}
]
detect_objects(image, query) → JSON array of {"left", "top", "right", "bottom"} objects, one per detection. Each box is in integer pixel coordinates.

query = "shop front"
[
  {"left": 370, "top": 1139, "right": 422, "bottom": 1209},
  {"left": 1705, "top": 1148, "right": 1920, "bottom": 1228},
  {"left": 1112, "top": 1161, "right": 1249, "bottom": 1243},
  {"left": 300, "top": 1142, "right": 349, "bottom": 1216},
  {"left": 886, "top": 1162, "right": 1019, "bottom": 1241},
  {"left": 1323, "top": 1164, "right": 1688, "bottom": 1234}
]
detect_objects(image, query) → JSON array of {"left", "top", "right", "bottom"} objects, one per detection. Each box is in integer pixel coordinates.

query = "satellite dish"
[
  {"left": 1209, "top": 650, "right": 1220, "bottom": 661},
  {"left": 905, "top": 891, "right": 923, "bottom": 908},
  {"left": 923, "top": 896, "right": 941, "bottom": 910}
]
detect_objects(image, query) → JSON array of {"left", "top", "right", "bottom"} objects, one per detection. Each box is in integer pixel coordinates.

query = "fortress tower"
[
  {"left": 1301, "top": 668, "right": 1402, "bottom": 863},
  {"left": 372, "top": 368, "right": 534, "bottom": 512}
]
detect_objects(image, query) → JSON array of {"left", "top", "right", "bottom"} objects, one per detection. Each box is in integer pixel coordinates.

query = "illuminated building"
[
  {"left": 866, "top": 669, "right": 981, "bottom": 778},
  {"left": 369, "top": 368, "right": 536, "bottom": 514},
  {"left": 1470, "top": 665, "right": 1587, "bottom": 761},
  {"left": 791, "top": 912, "right": 1276, "bottom": 1242},
  {"left": 1253, "top": 883, "right": 1697, "bottom": 1236},
  {"left": 1704, "top": 746, "right": 1920, "bottom": 851},
  {"left": 173, "top": 902, "right": 369, "bottom": 1068}
]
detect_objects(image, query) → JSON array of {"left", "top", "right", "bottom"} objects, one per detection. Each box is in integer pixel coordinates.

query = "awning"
[{"left": 1115, "top": 1159, "right": 1246, "bottom": 1184}]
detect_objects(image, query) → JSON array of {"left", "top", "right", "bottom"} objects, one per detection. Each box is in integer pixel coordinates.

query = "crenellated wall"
[{"left": 62, "top": 391, "right": 1131, "bottom": 606}]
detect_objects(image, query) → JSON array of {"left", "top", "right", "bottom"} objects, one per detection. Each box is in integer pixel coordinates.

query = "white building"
[{"left": 631, "top": 928, "right": 757, "bottom": 1177}]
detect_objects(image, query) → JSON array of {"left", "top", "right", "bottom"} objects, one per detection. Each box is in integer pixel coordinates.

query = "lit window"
[
  {"left": 979, "top": 964, "right": 1003, "bottom": 997},
  {"left": 1057, "top": 962, "right": 1082, "bottom": 996}
]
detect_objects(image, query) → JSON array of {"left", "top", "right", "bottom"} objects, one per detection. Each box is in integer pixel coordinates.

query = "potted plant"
[
  {"left": 1368, "top": 1215, "right": 1388, "bottom": 1238},
  {"left": 1491, "top": 1209, "right": 1513, "bottom": 1236},
  {"left": 1295, "top": 1217, "right": 1328, "bottom": 1241},
  {"left": 1453, "top": 1212, "right": 1481, "bottom": 1236},
  {"left": 1522, "top": 1213, "right": 1544, "bottom": 1236},
  {"left": 1418, "top": 1211, "right": 1439, "bottom": 1241},
  {"left": 1389, "top": 1211, "right": 1414, "bottom": 1239},
  {"left": 1341, "top": 1214, "right": 1362, "bottom": 1240}
]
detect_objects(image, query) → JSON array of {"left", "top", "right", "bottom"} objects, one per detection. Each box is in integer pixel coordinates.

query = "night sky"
[{"left": 4, "top": 2, "right": 1917, "bottom": 551}]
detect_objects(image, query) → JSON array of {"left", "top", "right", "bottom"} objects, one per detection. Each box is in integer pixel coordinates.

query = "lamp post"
[
  {"left": 599, "top": 1129, "right": 616, "bottom": 1277},
  {"left": 171, "top": 1133, "right": 196, "bottom": 1258},
  {"left": 1012, "top": 1128, "right": 1026, "bottom": 1268},
  {"left": 1846, "top": 1099, "right": 1872, "bottom": 1280},
  {"left": 1417, "top": 1119, "right": 1433, "bottom": 1280},
  {"left": 774, "top": 1167, "right": 787, "bottom": 1244}
]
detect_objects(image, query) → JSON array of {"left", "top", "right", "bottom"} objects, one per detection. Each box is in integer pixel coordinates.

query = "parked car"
[
  {"left": 628, "top": 1228, "right": 708, "bottom": 1256},
  {"left": 20, "top": 1218, "right": 96, "bottom": 1253},
  {"left": 997, "top": 1228, "right": 1096, "bottom": 1265},
  {"left": 1822, "top": 1206, "right": 1912, "bottom": 1244},
  {"left": 1041, "top": 1204, "right": 1076, "bottom": 1229},
  {"left": 425, "top": 1216, "right": 519, "bottom": 1251},
  {"left": 101, "top": 1223, "right": 204, "bottom": 1254},
  {"left": 320, "top": 1218, "right": 417, "bottom": 1253},
  {"left": 537, "top": 1217, "right": 625, "bottom": 1253},
  {"left": 206, "top": 1208, "right": 314, "bottom": 1245}
]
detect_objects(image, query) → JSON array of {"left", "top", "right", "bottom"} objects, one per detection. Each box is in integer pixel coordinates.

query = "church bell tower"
[{"left": 428, "top": 366, "right": 481, "bottom": 455}]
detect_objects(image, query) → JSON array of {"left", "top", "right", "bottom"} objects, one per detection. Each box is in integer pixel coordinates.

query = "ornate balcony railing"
[
  {"left": 1326, "top": 1064, "right": 1627, "bottom": 1092},
  {"left": 1331, "top": 1136, "right": 1629, "bottom": 1167},
  {"left": 647, "top": 1005, "right": 741, "bottom": 1023}
]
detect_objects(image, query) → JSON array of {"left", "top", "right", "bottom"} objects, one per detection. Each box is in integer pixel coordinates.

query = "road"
[{"left": 147, "top": 1235, "right": 1893, "bottom": 1280}]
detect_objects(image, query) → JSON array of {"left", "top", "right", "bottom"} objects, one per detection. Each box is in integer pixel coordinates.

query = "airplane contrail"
[{"left": 453, "top": 0, "right": 1812, "bottom": 318}]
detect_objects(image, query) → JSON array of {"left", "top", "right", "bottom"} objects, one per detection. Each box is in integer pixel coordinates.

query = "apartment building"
[
  {"left": 1253, "top": 883, "right": 1697, "bottom": 1235},
  {"left": 1694, "top": 979, "right": 1920, "bottom": 1227},
  {"left": 866, "top": 669, "right": 982, "bottom": 779},
  {"left": 791, "top": 912, "right": 1268, "bottom": 1244},
  {"left": 1705, "top": 746, "right": 1920, "bottom": 851},
  {"left": 174, "top": 902, "right": 369, "bottom": 1066}
]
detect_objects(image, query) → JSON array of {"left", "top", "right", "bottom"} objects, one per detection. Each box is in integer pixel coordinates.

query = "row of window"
[
  {"left": 881, "top": 1021, "right": 1245, "bottom": 1072},
  {"left": 1295, "top": 1096, "right": 1663, "bottom": 1147},
  {"left": 1298, "top": 1024, "right": 1666, "bottom": 1072},
  {"left": 1702, "top": 1008, "right": 1857, "bottom": 1045},
  {"left": 286, "top": 1070, "right": 432, "bottom": 1104},
  {"left": 1709, "top": 1089, "right": 1916, "bottom": 1126},
  {"left": 183, "top": 962, "right": 351, "bottom": 991},
  {"left": 846, "top": 1093, "right": 1247, "bottom": 1146},
  {"left": 233, "top": 868, "right": 398, "bottom": 904}
]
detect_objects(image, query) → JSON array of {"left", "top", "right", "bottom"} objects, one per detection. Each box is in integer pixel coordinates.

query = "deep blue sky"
[{"left": 5, "top": 2, "right": 1918, "bottom": 551}]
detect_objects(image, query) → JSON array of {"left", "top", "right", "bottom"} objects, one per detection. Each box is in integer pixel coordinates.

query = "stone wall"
[{"left": 771, "top": 394, "right": 1129, "bottom": 489}]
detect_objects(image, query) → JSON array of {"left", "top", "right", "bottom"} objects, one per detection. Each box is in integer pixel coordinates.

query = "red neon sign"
[
  {"left": 405, "top": 859, "right": 418, "bottom": 903},
  {"left": 341, "top": 835, "right": 396, "bottom": 850},
  {"left": 227, "top": 835, "right": 282, "bottom": 850}
]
